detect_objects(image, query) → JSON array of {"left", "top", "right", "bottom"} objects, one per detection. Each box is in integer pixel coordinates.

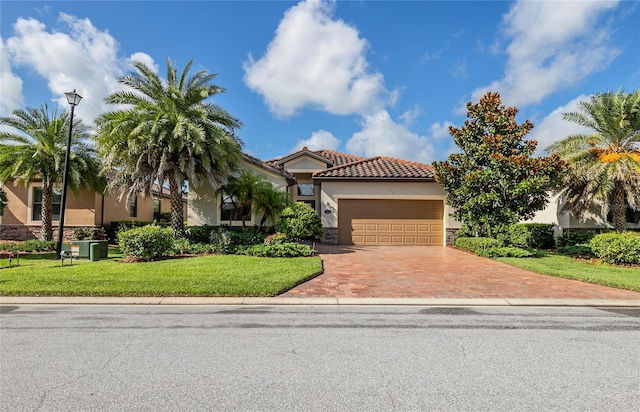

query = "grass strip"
[
  {"left": 497, "top": 252, "right": 640, "bottom": 292},
  {"left": 0, "top": 250, "right": 322, "bottom": 297}
]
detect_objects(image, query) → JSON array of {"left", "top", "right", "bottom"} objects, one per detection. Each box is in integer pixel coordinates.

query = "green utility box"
[{"left": 62, "top": 240, "right": 108, "bottom": 260}]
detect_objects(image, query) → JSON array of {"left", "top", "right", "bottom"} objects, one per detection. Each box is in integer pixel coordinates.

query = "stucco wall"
[
  {"left": 525, "top": 192, "right": 639, "bottom": 231},
  {"left": 2, "top": 182, "right": 28, "bottom": 224},
  {"left": 188, "top": 161, "right": 288, "bottom": 226},
  {"left": 2, "top": 181, "right": 98, "bottom": 226},
  {"left": 103, "top": 194, "right": 155, "bottom": 223},
  {"left": 283, "top": 157, "right": 327, "bottom": 173}
]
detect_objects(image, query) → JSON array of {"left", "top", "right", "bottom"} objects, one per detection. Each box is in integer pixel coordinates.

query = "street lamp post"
[{"left": 56, "top": 90, "right": 83, "bottom": 258}]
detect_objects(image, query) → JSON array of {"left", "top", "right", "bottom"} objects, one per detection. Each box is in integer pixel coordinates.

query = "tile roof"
[
  {"left": 264, "top": 147, "right": 367, "bottom": 169},
  {"left": 243, "top": 153, "right": 295, "bottom": 180},
  {"left": 313, "top": 150, "right": 367, "bottom": 166},
  {"left": 264, "top": 147, "right": 333, "bottom": 168},
  {"left": 313, "top": 156, "right": 435, "bottom": 180}
]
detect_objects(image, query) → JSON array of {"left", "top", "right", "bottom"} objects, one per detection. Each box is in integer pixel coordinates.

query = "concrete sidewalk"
[{"left": 1, "top": 296, "right": 639, "bottom": 307}]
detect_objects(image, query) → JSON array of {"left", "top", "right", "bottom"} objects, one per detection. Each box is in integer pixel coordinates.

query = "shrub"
[
  {"left": 0, "top": 240, "right": 56, "bottom": 252},
  {"left": 158, "top": 212, "right": 171, "bottom": 223},
  {"left": 478, "top": 247, "right": 535, "bottom": 258},
  {"left": 556, "top": 244, "right": 593, "bottom": 257},
  {"left": 172, "top": 237, "right": 191, "bottom": 255},
  {"left": 240, "top": 242, "right": 316, "bottom": 258},
  {"left": 107, "top": 221, "right": 170, "bottom": 243},
  {"left": 589, "top": 232, "right": 640, "bottom": 265},
  {"left": 183, "top": 225, "right": 217, "bottom": 244},
  {"left": 230, "top": 229, "right": 265, "bottom": 247},
  {"left": 210, "top": 228, "right": 233, "bottom": 255},
  {"left": 276, "top": 202, "right": 322, "bottom": 241},
  {"left": 265, "top": 232, "right": 288, "bottom": 245},
  {"left": 187, "top": 243, "right": 216, "bottom": 255},
  {"left": 73, "top": 227, "right": 107, "bottom": 241},
  {"left": 556, "top": 230, "right": 597, "bottom": 247},
  {"left": 508, "top": 223, "right": 555, "bottom": 249},
  {"left": 454, "top": 237, "right": 502, "bottom": 254},
  {"left": 117, "top": 225, "right": 174, "bottom": 261}
]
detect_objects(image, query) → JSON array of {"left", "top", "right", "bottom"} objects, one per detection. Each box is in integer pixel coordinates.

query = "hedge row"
[
  {"left": 453, "top": 237, "right": 534, "bottom": 258},
  {"left": 506, "top": 224, "right": 555, "bottom": 249},
  {"left": 589, "top": 232, "right": 640, "bottom": 265}
]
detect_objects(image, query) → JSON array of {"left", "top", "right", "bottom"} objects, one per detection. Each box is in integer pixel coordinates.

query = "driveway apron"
[{"left": 280, "top": 245, "right": 640, "bottom": 299}]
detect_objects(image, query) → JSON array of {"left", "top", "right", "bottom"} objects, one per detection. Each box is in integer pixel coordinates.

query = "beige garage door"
[{"left": 338, "top": 199, "right": 444, "bottom": 246}]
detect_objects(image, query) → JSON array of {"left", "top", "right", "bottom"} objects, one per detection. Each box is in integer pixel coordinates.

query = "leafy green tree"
[
  {"left": 277, "top": 202, "right": 322, "bottom": 241},
  {"left": 433, "top": 92, "right": 567, "bottom": 237},
  {"left": 96, "top": 59, "right": 243, "bottom": 233},
  {"left": 0, "top": 186, "right": 7, "bottom": 216},
  {"left": 546, "top": 90, "right": 640, "bottom": 232},
  {"left": 0, "top": 104, "right": 102, "bottom": 240}
]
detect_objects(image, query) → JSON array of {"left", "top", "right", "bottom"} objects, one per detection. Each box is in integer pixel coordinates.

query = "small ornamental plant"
[{"left": 265, "top": 232, "right": 288, "bottom": 245}]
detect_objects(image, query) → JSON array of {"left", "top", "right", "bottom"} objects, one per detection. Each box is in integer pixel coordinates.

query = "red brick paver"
[{"left": 280, "top": 245, "right": 640, "bottom": 299}]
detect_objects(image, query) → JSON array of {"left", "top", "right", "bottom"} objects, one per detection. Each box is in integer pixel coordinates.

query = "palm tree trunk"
[
  {"left": 612, "top": 183, "right": 627, "bottom": 232},
  {"left": 41, "top": 182, "right": 54, "bottom": 241},
  {"left": 168, "top": 176, "right": 184, "bottom": 234}
]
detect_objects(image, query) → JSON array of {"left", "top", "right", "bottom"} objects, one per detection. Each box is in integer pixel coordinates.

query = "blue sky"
[{"left": 1, "top": 1, "right": 638, "bottom": 163}]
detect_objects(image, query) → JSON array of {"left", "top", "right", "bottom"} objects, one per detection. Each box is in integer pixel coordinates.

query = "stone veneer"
[
  {"left": 321, "top": 227, "right": 338, "bottom": 244},
  {"left": 446, "top": 228, "right": 459, "bottom": 246},
  {"left": 0, "top": 225, "right": 78, "bottom": 241}
]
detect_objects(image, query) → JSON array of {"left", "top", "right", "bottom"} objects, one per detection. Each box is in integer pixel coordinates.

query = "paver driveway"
[{"left": 280, "top": 245, "right": 640, "bottom": 299}]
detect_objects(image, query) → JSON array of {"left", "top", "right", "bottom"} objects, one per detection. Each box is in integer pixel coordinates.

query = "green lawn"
[
  {"left": 0, "top": 249, "right": 323, "bottom": 297},
  {"left": 498, "top": 252, "right": 640, "bottom": 292}
]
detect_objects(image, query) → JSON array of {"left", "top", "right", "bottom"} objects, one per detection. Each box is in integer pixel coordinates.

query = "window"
[
  {"left": 297, "top": 183, "right": 315, "bottom": 196},
  {"left": 32, "top": 187, "right": 61, "bottom": 221},
  {"left": 153, "top": 198, "right": 161, "bottom": 221},
  {"left": 607, "top": 207, "right": 640, "bottom": 224},
  {"left": 301, "top": 200, "right": 316, "bottom": 210},
  {"left": 220, "top": 193, "right": 251, "bottom": 222},
  {"left": 129, "top": 197, "right": 138, "bottom": 218}
]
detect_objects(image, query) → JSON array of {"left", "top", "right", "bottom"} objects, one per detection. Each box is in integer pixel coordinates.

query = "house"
[
  {"left": 188, "top": 154, "right": 295, "bottom": 227},
  {"left": 527, "top": 193, "right": 640, "bottom": 234},
  {"left": 0, "top": 180, "right": 186, "bottom": 241},
  {"left": 189, "top": 148, "right": 460, "bottom": 246}
]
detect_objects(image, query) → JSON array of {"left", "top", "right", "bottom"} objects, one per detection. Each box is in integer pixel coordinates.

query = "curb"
[{"left": 1, "top": 296, "right": 639, "bottom": 307}]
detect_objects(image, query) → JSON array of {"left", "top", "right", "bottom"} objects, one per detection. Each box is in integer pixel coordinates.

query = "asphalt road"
[{"left": 1, "top": 305, "right": 638, "bottom": 412}]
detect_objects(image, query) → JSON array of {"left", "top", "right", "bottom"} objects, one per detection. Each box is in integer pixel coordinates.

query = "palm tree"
[
  {"left": 220, "top": 170, "right": 271, "bottom": 227},
  {"left": 0, "top": 104, "right": 102, "bottom": 241},
  {"left": 253, "top": 184, "right": 290, "bottom": 230},
  {"left": 546, "top": 90, "right": 640, "bottom": 232},
  {"left": 96, "top": 59, "right": 243, "bottom": 233},
  {"left": 0, "top": 186, "right": 7, "bottom": 216}
]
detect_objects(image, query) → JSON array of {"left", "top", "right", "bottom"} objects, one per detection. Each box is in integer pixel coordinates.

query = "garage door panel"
[
  {"left": 404, "top": 235, "right": 417, "bottom": 243},
  {"left": 338, "top": 199, "right": 444, "bottom": 246}
]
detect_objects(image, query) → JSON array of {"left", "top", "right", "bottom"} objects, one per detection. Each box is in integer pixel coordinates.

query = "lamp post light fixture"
[{"left": 55, "top": 90, "right": 83, "bottom": 258}]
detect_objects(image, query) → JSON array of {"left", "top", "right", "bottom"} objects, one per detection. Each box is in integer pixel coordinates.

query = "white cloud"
[
  {"left": 450, "top": 58, "right": 468, "bottom": 79},
  {"left": 346, "top": 110, "right": 436, "bottom": 164},
  {"left": 469, "top": 0, "right": 620, "bottom": 108},
  {"left": 0, "top": 38, "right": 24, "bottom": 116},
  {"left": 243, "top": 0, "right": 390, "bottom": 117},
  {"left": 3, "top": 13, "right": 157, "bottom": 124},
  {"left": 292, "top": 130, "right": 341, "bottom": 151},
  {"left": 398, "top": 105, "right": 421, "bottom": 126},
  {"left": 127, "top": 52, "right": 158, "bottom": 74},
  {"left": 429, "top": 121, "right": 454, "bottom": 139},
  {"left": 528, "top": 95, "right": 593, "bottom": 156}
]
